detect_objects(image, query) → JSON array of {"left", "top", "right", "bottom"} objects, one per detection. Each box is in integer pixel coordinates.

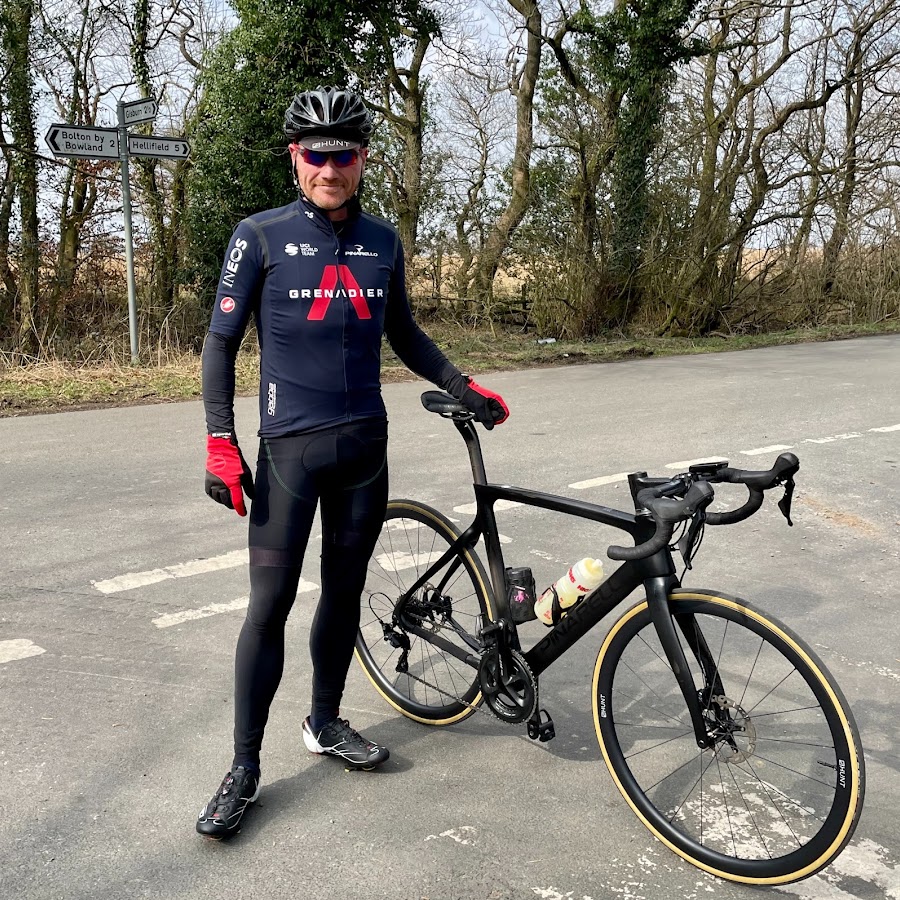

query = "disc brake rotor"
[{"left": 708, "top": 694, "right": 757, "bottom": 763}]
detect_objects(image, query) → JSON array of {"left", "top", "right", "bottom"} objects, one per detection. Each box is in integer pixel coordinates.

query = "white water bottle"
[{"left": 534, "top": 558, "right": 605, "bottom": 627}]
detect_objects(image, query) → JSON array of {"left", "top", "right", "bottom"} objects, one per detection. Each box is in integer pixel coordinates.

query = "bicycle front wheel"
[
  {"left": 355, "top": 499, "right": 494, "bottom": 725},
  {"left": 593, "top": 589, "right": 864, "bottom": 884}
]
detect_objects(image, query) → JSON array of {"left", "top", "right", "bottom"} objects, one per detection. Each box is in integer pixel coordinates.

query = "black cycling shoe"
[
  {"left": 196, "top": 765, "right": 260, "bottom": 839},
  {"left": 302, "top": 717, "right": 390, "bottom": 770}
]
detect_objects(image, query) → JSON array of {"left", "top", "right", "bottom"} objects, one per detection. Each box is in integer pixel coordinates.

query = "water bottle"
[{"left": 534, "top": 558, "right": 604, "bottom": 627}]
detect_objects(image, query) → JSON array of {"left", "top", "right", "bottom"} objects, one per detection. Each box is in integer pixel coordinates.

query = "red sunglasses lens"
[{"left": 300, "top": 148, "right": 359, "bottom": 168}]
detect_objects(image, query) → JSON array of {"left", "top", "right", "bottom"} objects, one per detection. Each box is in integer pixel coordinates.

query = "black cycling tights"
[{"left": 232, "top": 418, "right": 388, "bottom": 770}]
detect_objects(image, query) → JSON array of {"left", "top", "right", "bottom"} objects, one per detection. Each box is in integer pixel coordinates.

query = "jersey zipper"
[{"left": 330, "top": 220, "right": 351, "bottom": 421}]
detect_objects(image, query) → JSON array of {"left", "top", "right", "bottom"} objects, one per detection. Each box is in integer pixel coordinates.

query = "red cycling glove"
[
  {"left": 205, "top": 433, "right": 255, "bottom": 516},
  {"left": 451, "top": 375, "right": 509, "bottom": 430}
]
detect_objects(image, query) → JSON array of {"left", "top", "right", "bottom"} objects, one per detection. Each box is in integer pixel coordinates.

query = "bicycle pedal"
[{"left": 527, "top": 709, "right": 555, "bottom": 743}]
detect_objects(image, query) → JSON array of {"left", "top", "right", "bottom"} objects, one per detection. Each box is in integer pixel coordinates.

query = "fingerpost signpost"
[{"left": 45, "top": 96, "right": 190, "bottom": 364}]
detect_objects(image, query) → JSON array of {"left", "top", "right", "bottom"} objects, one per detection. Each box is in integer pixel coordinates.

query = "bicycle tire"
[
  {"left": 593, "top": 589, "right": 864, "bottom": 884},
  {"left": 355, "top": 499, "right": 494, "bottom": 724}
]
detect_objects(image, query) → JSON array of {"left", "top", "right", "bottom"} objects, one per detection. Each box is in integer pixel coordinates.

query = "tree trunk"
[
  {"left": 470, "top": 0, "right": 540, "bottom": 306},
  {"left": 3, "top": 0, "right": 40, "bottom": 353},
  {"left": 821, "top": 33, "right": 864, "bottom": 300},
  {"left": 0, "top": 162, "right": 17, "bottom": 337}
]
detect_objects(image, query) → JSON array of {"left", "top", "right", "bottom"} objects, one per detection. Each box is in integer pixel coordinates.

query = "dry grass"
[{"left": 1, "top": 320, "right": 897, "bottom": 417}]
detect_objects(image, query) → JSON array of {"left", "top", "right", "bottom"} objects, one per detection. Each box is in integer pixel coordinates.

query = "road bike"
[{"left": 354, "top": 391, "right": 865, "bottom": 885}]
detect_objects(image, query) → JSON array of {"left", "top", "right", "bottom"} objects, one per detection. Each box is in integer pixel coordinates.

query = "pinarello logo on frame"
[{"left": 220, "top": 296, "right": 236, "bottom": 313}]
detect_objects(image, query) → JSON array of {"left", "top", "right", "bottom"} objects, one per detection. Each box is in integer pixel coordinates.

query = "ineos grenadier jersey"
[{"left": 205, "top": 196, "right": 458, "bottom": 437}]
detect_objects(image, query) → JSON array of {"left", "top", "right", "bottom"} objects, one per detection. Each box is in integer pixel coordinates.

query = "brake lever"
[
  {"left": 677, "top": 512, "right": 706, "bottom": 570},
  {"left": 777, "top": 478, "right": 795, "bottom": 526}
]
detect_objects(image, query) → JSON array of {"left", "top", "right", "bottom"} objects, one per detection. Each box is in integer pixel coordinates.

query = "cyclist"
[{"left": 196, "top": 86, "right": 509, "bottom": 839}]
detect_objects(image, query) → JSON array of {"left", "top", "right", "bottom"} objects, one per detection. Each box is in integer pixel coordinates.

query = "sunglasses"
[{"left": 298, "top": 147, "right": 360, "bottom": 168}]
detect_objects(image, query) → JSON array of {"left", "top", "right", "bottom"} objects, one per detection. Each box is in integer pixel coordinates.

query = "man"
[{"left": 196, "top": 86, "right": 508, "bottom": 838}]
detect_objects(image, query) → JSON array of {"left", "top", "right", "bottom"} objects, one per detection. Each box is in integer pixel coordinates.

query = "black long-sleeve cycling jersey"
[{"left": 203, "top": 194, "right": 461, "bottom": 437}]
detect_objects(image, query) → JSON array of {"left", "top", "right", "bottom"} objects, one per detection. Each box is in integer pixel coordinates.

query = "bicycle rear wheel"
[
  {"left": 593, "top": 589, "right": 864, "bottom": 884},
  {"left": 355, "top": 499, "right": 494, "bottom": 724}
]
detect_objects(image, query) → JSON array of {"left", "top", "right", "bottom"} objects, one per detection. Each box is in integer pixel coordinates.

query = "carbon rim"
[{"left": 593, "top": 592, "right": 863, "bottom": 883}]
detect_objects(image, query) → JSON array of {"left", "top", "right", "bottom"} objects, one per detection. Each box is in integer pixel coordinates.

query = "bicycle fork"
[{"left": 645, "top": 576, "right": 719, "bottom": 749}]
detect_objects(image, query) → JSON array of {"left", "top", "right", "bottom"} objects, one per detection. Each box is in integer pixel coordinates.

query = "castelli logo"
[{"left": 220, "top": 296, "right": 235, "bottom": 313}]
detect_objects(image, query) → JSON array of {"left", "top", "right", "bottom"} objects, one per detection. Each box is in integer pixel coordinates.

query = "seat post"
[{"left": 453, "top": 419, "right": 487, "bottom": 486}]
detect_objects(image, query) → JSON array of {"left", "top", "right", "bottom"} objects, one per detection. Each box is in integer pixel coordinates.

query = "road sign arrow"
[
  {"left": 122, "top": 98, "right": 158, "bottom": 126},
  {"left": 126, "top": 134, "right": 190, "bottom": 160},
  {"left": 44, "top": 124, "right": 120, "bottom": 159}
]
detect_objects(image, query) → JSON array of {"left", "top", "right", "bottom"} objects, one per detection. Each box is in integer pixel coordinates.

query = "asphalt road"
[{"left": 1, "top": 335, "right": 898, "bottom": 900}]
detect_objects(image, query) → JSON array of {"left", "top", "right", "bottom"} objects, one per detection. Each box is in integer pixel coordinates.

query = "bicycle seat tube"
[{"left": 453, "top": 419, "right": 511, "bottom": 634}]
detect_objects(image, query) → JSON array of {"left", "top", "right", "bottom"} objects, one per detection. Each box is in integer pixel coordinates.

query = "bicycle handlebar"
[
  {"left": 607, "top": 453, "right": 799, "bottom": 561},
  {"left": 608, "top": 482, "right": 714, "bottom": 561}
]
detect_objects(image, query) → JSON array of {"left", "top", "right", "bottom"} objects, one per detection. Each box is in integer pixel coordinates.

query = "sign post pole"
[
  {"left": 117, "top": 100, "right": 140, "bottom": 364},
  {"left": 47, "top": 96, "right": 187, "bottom": 365}
]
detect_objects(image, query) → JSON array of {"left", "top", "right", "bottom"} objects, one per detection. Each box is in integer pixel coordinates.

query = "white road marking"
[
  {"left": 804, "top": 432, "right": 862, "bottom": 444},
  {"left": 478, "top": 534, "right": 513, "bottom": 547},
  {"left": 375, "top": 550, "right": 445, "bottom": 572},
  {"left": 570, "top": 473, "right": 629, "bottom": 489},
  {"left": 94, "top": 549, "right": 248, "bottom": 594},
  {"left": 532, "top": 889, "right": 595, "bottom": 900},
  {"left": 565, "top": 421, "right": 899, "bottom": 492},
  {"left": 452, "top": 499, "right": 522, "bottom": 515},
  {"left": 776, "top": 838, "right": 900, "bottom": 899},
  {"left": 424, "top": 826, "right": 476, "bottom": 845},
  {"left": 152, "top": 580, "right": 318, "bottom": 628},
  {"left": 740, "top": 444, "right": 794, "bottom": 456},
  {"left": 665, "top": 457, "right": 727, "bottom": 470},
  {"left": 0, "top": 639, "right": 46, "bottom": 664}
]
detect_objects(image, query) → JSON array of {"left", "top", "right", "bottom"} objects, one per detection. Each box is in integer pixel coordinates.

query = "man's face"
[{"left": 291, "top": 145, "right": 367, "bottom": 213}]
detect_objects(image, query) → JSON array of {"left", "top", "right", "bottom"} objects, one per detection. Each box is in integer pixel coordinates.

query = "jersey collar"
[{"left": 297, "top": 193, "right": 362, "bottom": 234}]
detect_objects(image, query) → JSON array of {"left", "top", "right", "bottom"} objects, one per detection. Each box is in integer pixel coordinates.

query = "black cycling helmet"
[{"left": 284, "top": 87, "right": 374, "bottom": 148}]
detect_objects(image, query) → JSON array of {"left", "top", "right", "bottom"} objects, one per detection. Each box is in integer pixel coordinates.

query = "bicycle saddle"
[{"left": 421, "top": 391, "right": 467, "bottom": 416}]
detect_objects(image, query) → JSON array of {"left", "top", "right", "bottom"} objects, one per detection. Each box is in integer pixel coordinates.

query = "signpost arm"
[{"left": 117, "top": 100, "right": 140, "bottom": 364}]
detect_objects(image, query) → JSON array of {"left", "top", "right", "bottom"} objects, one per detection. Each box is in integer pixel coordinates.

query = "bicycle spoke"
[
  {"left": 741, "top": 755, "right": 804, "bottom": 849},
  {"left": 726, "top": 754, "right": 773, "bottom": 859},
  {"left": 666, "top": 749, "right": 718, "bottom": 826},
  {"left": 617, "top": 658, "right": 689, "bottom": 727},
  {"left": 623, "top": 728, "right": 695, "bottom": 760}
]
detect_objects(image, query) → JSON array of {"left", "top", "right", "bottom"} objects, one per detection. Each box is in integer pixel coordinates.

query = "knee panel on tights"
[{"left": 246, "top": 564, "right": 304, "bottom": 630}]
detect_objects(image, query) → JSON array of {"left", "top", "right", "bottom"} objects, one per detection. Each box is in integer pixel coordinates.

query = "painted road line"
[
  {"left": 151, "top": 580, "right": 318, "bottom": 628},
  {"left": 375, "top": 550, "right": 445, "bottom": 572},
  {"left": 740, "top": 444, "right": 794, "bottom": 456},
  {"left": 664, "top": 456, "right": 727, "bottom": 470},
  {"left": 453, "top": 499, "right": 522, "bottom": 515},
  {"left": 870, "top": 423, "right": 900, "bottom": 432},
  {"left": 478, "top": 534, "right": 513, "bottom": 545},
  {"left": 570, "top": 472, "right": 629, "bottom": 490},
  {"left": 0, "top": 639, "right": 46, "bottom": 664},
  {"left": 805, "top": 431, "right": 863, "bottom": 444},
  {"left": 94, "top": 549, "right": 249, "bottom": 594}
]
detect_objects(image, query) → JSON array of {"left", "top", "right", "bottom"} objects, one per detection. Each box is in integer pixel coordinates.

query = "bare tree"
[{"left": 469, "top": 0, "right": 541, "bottom": 305}]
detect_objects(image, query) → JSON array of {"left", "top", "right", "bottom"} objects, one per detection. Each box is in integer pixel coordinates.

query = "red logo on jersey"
[
  {"left": 220, "top": 296, "right": 236, "bottom": 313},
  {"left": 307, "top": 265, "right": 372, "bottom": 321}
]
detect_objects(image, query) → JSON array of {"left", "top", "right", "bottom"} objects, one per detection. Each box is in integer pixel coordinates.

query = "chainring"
[{"left": 478, "top": 647, "right": 538, "bottom": 724}]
